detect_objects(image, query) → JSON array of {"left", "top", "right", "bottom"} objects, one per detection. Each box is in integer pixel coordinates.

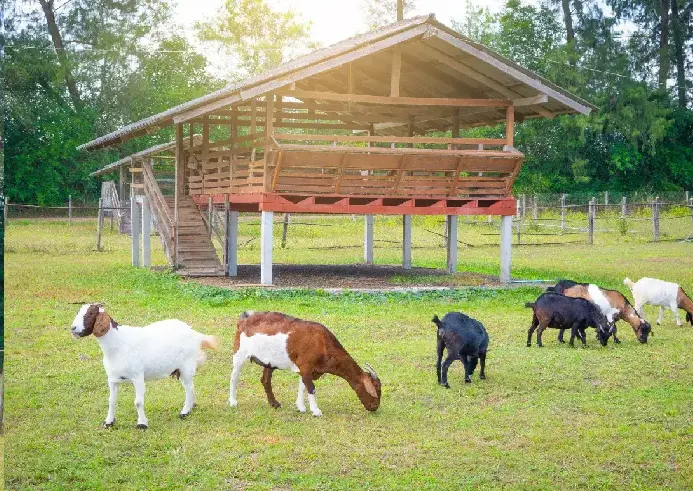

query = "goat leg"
[
  {"left": 557, "top": 329, "right": 566, "bottom": 343},
  {"left": 479, "top": 352, "right": 486, "bottom": 380},
  {"left": 261, "top": 367, "right": 281, "bottom": 408},
  {"left": 441, "top": 355, "right": 455, "bottom": 388},
  {"left": 436, "top": 337, "right": 445, "bottom": 385}
]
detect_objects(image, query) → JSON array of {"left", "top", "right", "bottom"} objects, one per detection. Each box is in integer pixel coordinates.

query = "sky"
[{"left": 174, "top": 0, "right": 514, "bottom": 77}]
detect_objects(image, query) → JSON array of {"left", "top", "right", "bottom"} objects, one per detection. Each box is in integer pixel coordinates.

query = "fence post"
[
  {"left": 689, "top": 198, "right": 693, "bottom": 235},
  {"left": 685, "top": 191, "right": 690, "bottom": 204},
  {"left": 521, "top": 194, "right": 526, "bottom": 218},
  {"left": 604, "top": 191, "right": 609, "bottom": 209},
  {"left": 561, "top": 194, "right": 566, "bottom": 231},
  {"left": 281, "top": 213, "right": 290, "bottom": 248},
  {"left": 653, "top": 196, "right": 660, "bottom": 242},
  {"left": 68, "top": 195, "right": 73, "bottom": 224},
  {"left": 621, "top": 196, "right": 627, "bottom": 217},
  {"left": 515, "top": 216, "right": 521, "bottom": 244},
  {"left": 533, "top": 194, "right": 538, "bottom": 221},
  {"left": 588, "top": 197, "right": 595, "bottom": 244},
  {"left": 3, "top": 197, "right": 7, "bottom": 225},
  {"left": 96, "top": 198, "right": 104, "bottom": 251}
]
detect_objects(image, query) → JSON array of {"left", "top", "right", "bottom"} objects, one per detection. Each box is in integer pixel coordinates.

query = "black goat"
[
  {"left": 432, "top": 312, "right": 489, "bottom": 388},
  {"left": 526, "top": 293, "right": 615, "bottom": 347}
]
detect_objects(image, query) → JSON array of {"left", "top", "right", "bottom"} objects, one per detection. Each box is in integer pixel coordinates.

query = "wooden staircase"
[{"left": 142, "top": 162, "right": 224, "bottom": 276}]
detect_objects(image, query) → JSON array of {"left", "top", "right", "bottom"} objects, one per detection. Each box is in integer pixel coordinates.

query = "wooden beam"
[
  {"left": 513, "top": 94, "right": 549, "bottom": 106},
  {"left": 505, "top": 105, "right": 514, "bottom": 148},
  {"left": 273, "top": 133, "right": 506, "bottom": 146},
  {"left": 277, "top": 90, "right": 511, "bottom": 108},
  {"left": 390, "top": 49, "right": 402, "bottom": 97},
  {"left": 278, "top": 144, "right": 522, "bottom": 157},
  {"left": 250, "top": 98, "right": 257, "bottom": 134},
  {"left": 174, "top": 123, "right": 185, "bottom": 268}
]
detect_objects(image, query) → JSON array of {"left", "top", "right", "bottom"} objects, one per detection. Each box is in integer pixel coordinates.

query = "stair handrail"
[{"left": 142, "top": 161, "right": 174, "bottom": 263}]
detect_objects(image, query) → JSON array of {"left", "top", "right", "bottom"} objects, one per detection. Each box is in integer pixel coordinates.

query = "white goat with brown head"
[
  {"left": 71, "top": 303, "right": 218, "bottom": 429},
  {"left": 229, "top": 311, "right": 381, "bottom": 417}
]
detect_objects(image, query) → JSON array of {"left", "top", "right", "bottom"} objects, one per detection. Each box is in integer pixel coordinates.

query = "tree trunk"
[
  {"left": 39, "top": 0, "right": 82, "bottom": 111},
  {"left": 658, "top": 0, "right": 670, "bottom": 91},
  {"left": 671, "top": 0, "right": 687, "bottom": 106},
  {"left": 562, "top": 0, "right": 575, "bottom": 44}
]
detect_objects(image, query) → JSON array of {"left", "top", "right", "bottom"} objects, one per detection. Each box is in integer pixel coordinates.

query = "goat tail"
[
  {"left": 201, "top": 335, "right": 220, "bottom": 351},
  {"left": 623, "top": 277, "right": 635, "bottom": 290},
  {"left": 524, "top": 302, "right": 536, "bottom": 309},
  {"left": 431, "top": 315, "right": 443, "bottom": 327}
]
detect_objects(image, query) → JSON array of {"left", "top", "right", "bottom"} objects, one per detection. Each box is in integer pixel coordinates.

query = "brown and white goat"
[
  {"left": 229, "top": 311, "right": 381, "bottom": 416},
  {"left": 624, "top": 277, "right": 693, "bottom": 327},
  {"left": 549, "top": 280, "right": 652, "bottom": 343}
]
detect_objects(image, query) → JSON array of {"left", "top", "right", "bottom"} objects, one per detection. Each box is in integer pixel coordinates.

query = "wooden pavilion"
[{"left": 80, "top": 15, "right": 595, "bottom": 283}]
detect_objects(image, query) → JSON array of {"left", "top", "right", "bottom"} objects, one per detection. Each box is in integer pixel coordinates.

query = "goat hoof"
[
  {"left": 614, "top": 338, "right": 621, "bottom": 344},
  {"left": 312, "top": 410, "right": 323, "bottom": 417},
  {"left": 465, "top": 378, "right": 472, "bottom": 383},
  {"left": 136, "top": 424, "right": 148, "bottom": 430},
  {"left": 526, "top": 343, "right": 531, "bottom": 347},
  {"left": 102, "top": 420, "right": 115, "bottom": 429},
  {"left": 270, "top": 401, "right": 281, "bottom": 409},
  {"left": 480, "top": 374, "right": 486, "bottom": 380},
  {"left": 443, "top": 383, "right": 450, "bottom": 389},
  {"left": 179, "top": 412, "right": 190, "bottom": 419},
  {"left": 558, "top": 339, "right": 565, "bottom": 344}
]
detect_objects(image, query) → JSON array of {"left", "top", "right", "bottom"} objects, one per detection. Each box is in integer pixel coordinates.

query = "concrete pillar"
[
  {"left": 227, "top": 210, "right": 239, "bottom": 277},
  {"left": 364, "top": 215, "right": 374, "bottom": 265},
  {"left": 260, "top": 211, "right": 273, "bottom": 285},
  {"left": 402, "top": 215, "right": 412, "bottom": 270},
  {"left": 446, "top": 215, "right": 458, "bottom": 274},
  {"left": 500, "top": 215, "right": 513, "bottom": 284},
  {"left": 142, "top": 196, "right": 151, "bottom": 267},
  {"left": 131, "top": 196, "right": 140, "bottom": 267}
]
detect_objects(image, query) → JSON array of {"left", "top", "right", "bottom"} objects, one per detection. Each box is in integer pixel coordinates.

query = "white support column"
[
  {"left": 500, "top": 215, "right": 513, "bottom": 284},
  {"left": 364, "top": 215, "right": 374, "bottom": 265},
  {"left": 402, "top": 215, "right": 412, "bottom": 270},
  {"left": 260, "top": 211, "right": 273, "bottom": 285},
  {"left": 227, "top": 210, "right": 239, "bottom": 277},
  {"left": 141, "top": 196, "right": 151, "bottom": 268},
  {"left": 130, "top": 196, "right": 141, "bottom": 267},
  {"left": 446, "top": 215, "right": 458, "bottom": 274}
]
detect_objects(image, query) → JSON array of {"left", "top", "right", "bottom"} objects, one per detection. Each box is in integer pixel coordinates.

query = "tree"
[{"left": 196, "top": 0, "right": 315, "bottom": 79}]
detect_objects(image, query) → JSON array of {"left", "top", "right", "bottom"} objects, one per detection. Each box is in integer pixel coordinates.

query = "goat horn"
[{"left": 364, "top": 363, "right": 379, "bottom": 380}]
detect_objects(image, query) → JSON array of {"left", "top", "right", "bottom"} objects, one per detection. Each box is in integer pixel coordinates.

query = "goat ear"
[
  {"left": 93, "top": 313, "right": 112, "bottom": 337},
  {"left": 363, "top": 375, "right": 378, "bottom": 398}
]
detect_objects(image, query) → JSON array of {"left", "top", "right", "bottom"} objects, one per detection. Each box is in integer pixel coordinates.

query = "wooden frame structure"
[{"left": 80, "top": 15, "right": 595, "bottom": 283}]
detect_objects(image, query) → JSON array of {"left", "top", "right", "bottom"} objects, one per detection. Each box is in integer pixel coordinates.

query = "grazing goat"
[
  {"left": 624, "top": 277, "right": 693, "bottom": 327},
  {"left": 526, "top": 293, "right": 614, "bottom": 347},
  {"left": 432, "top": 312, "right": 489, "bottom": 388},
  {"left": 548, "top": 279, "right": 652, "bottom": 344},
  {"left": 229, "top": 311, "right": 381, "bottom": 417},
  {"left": 71, "top": 303, "right": 218, "bottom": 429}
]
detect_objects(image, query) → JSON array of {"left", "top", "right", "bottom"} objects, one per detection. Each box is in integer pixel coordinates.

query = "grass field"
[{"left": 4, "top": 218, "right": 693, "bottom": 490}]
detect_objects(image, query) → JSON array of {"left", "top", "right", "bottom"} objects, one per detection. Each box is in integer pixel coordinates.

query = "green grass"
[{"left": 4, "top": 219, "right": 693, "bottom": 490}]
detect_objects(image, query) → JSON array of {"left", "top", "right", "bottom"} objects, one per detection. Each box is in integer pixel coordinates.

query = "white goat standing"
[
  {"left": 624, "top": 277, "right": 693, "bottom": 327},
  {"left": 71, "top": 303, "right": 218, "bottom": 429}
]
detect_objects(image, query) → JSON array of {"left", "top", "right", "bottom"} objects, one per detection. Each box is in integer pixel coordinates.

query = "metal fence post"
[
  {"left": 588, "top": 197, "right": 595, "bottom": 244},
  {"left": 561, "top": 194, "right": 566, "bottom": 231},
  {"left": 653, "top": 196, "right": 660, "bottom": 242}
]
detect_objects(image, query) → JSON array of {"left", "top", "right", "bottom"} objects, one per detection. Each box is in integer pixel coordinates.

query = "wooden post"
[
  {"left": 173, "top": 123, "right": 185, "bottom": 268},
  {"left": 265, "top": 93, "right": 275, "bottom": 146},
  {"left": 260, "top": 211, "right": 274, "bottom": 285},
  {"left": 142, "top": 196, "right": 151, "bottom": 267},
  {"left": 533, "top": 195, "right": 538, "bottom": 221},
  {"left": 621, "top": 196, "right": 627, "bottom": 216},
  {"left": 505, "top": 104, "right": 514, "bottom": 148},
  {"left": 446, "top": 215, "right": 458, "bottom": 274},
  {"left": 689, "top": 198, "right": 693, "bottom": 235},
  {"left": 588, "top": 197, "right": 595, "bottom": 245},
  {"left": 500, "top": 215, "right": 513, "bottom": 284},
  {"left": 521, "top": 194, "right": 526, "bottom": 218},
  {"left": 223, "top": 196, "right": 229, "bottom": 272},
  {"left": 96, "top": 198, "right": 104, "bottom": 251},
  {"left": 390, "top": 48, "right": 401, "bottom": 98},
  {"left": 402, "top": 214, "right": 412, "bottom": 270},
  {"left": 4, "top": 197, "right": 8, "bottom": 225},
  {"left": 119, "top": 165, "right": 126, "bottom": 202},
  {"left": 407, "top": 117, "right": 414, "bottom": 148},
  {"left": 561, "top": 194, "right": 566, "bottom": 231},
  {"left": 364, "top": 215, "right": 374, "bottom": 265},
  {"left": 131, "top": 196, "right": 140, "bottom": 267},
  {"left": 207, "top": 196, "right": 213, "bottom": 237},
  {"left": 685, "top": 191, "right": 690, "bottom": 203},
  {"left": 227, "top": 209, "right": 239, "bottom": 277},
  {"left": 653, "top": 196, "right": 660, "bottom": 242},
  {"left": 397, "top": 0, "right": 403, "bottom": 20},
  {"left": 281, "top": 213, "right": 290, "bottom": 248},
  {"left": 515, "top": 215, "right": 521, "bottom": 244},
  {"left": 68, "top": 195, "right": 73, "bottom": 224},
  {"left": 604, "top": 191, "right": 609, "bottom": 209}
]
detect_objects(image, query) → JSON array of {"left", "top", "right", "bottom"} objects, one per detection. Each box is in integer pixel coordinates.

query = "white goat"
[
  {"left": 624, "top": 277, "right": 693, "bottom": 327},
  {"left": 71, "top": 303, "right": 218, "bottom": 429}
]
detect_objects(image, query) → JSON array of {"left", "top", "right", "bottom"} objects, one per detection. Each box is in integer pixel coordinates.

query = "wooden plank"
[
  {"left": 280, "top": 144, "right": 522, "bottom": 157},
  {"left": 506, "top": 105, "right": 514, "bottom": 147},
  {"left": 273, "top": 133, "right": 506, "bottom": 146},
  {"left": 390, "top": 48, "right": 401, "bottom": 97},
  {"left": 277, "top": 89, "right": 512, "bottom": 108},
  {"left": 271, "top": 150, "right": 284, "bottom": 190},
  {"left": 334, "top": 153, "right": 349, "bottom": 193},
  {"left": 513, "top": 94, "right": 549, "bottom": 106}
]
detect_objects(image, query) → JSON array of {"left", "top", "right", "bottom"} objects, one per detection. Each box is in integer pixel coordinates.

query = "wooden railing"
[{"left": 142, "top": 161, "right": 174, "bottom": 263}]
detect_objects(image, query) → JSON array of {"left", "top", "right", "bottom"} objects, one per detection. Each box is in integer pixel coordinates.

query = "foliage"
[{"left": 362, "top": 0, "right": 417, "bottom": 29}]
